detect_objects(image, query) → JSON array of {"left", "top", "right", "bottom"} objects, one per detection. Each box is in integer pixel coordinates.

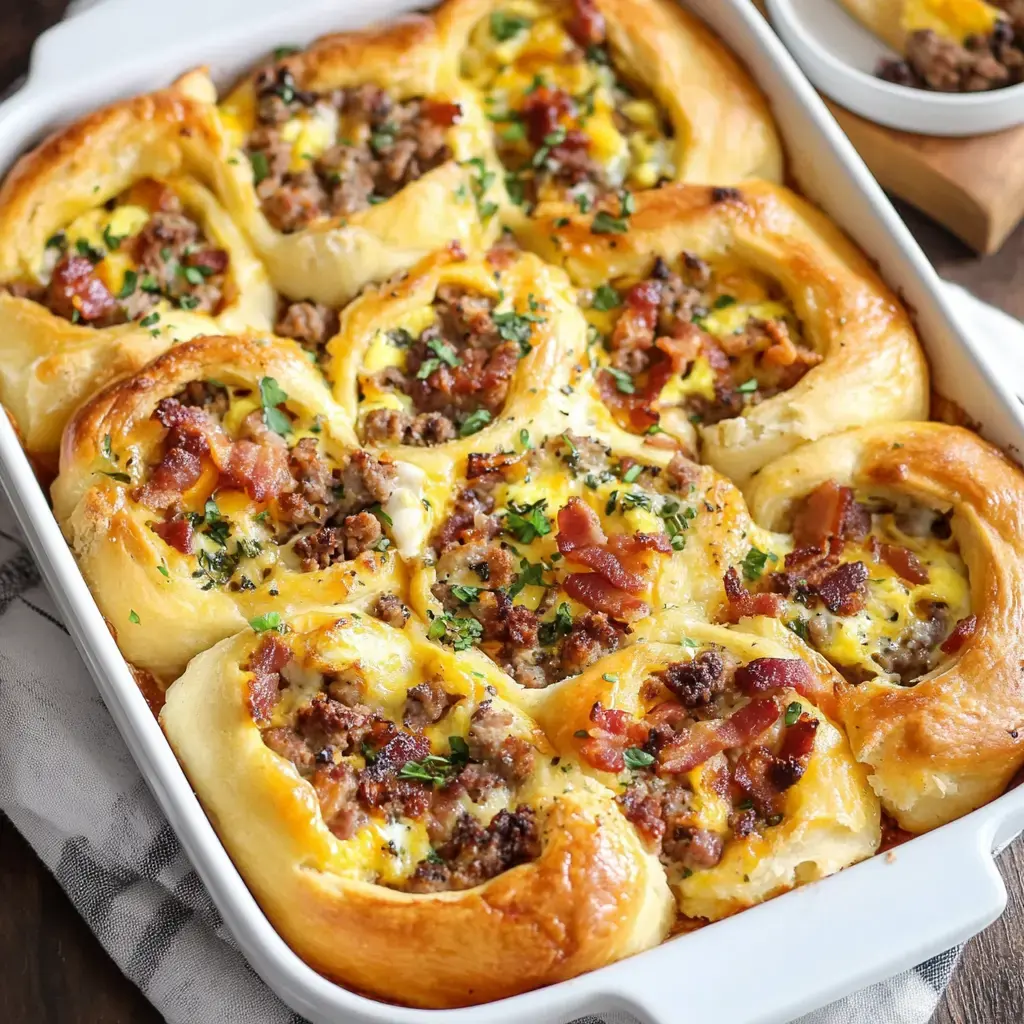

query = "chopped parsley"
[
  {"left": 450, "top": 584, "right": 482, "bottom": 605},
  {"left": 427, "top": 612, "right": 483, "bottom": 652},
  {"left": 591, "top": 284, "right": 621, "bottom": 311},
  {"left": 139, "top": 312, "right": 160, "bottom": 329},
  {"left": 417, "top": 336, "right": 463, "bottom": 379},
  {"left": 249, "top": 151, "right": 270, "bottom": 185},
  {"left": 503, "top": 499, "right": 552, "bottom": 544},
  {"left": 128, "top": 610, "right": 140, "bottom": 624},
  {"left": 459, "top": 409, "right": 492, "bottom": 437},
  {"left": 736, "top": 377, "right": 759, "bottom": 395},
  {"left": 741, "top": 546, "right": 777, "bottom": 582},
  {"left": 518, "top": 428, "right": 532, "bottom": 450},
  {"left": 785, "top": 618, "right": 810, "bottom": 642},
  {"left": 621, "top": 463, "right": 643, "bottom": 484},
  {"left": 116, "top": 270, "right": 138, "bottom": 299},
  {"left": 506, "top": 558, "right": 547, "bottom": 600},
  {"left": 258, "top": 376, "right": 291, "bottom": 436},
  {"left": 249, "top": 611, "right": 285, "bottom": 633},
  {"left": 591, "top": 210, "right": 628, "bottom": 235},
  {"left": 784, "top": 701, "right": 804, "bottom": 727},
  {"left": 602, "top": 673, "right": 619, "bottom": 683},
  {"left": 490, "top": 10, "right": 530, "bottom": 40},
  {"left": 493, "top": 309, "right": 545, "bottom": 356},
  {"left": 538, "top": 602, "right": 574, "bottom": 646},
  {"left": 623, "top": 747, "right": 655, "bottom": 770},
  {"left": 605, "top": 367, "right": 635, "bottom": 395}
]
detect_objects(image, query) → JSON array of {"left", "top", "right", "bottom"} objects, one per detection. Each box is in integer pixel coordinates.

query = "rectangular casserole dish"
[{"left": 2, "top": 1, "right": 1024, "bottom": 1021}]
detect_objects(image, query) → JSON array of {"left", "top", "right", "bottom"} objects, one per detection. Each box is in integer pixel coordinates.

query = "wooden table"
[{"left": 2, "top": 2, "right": 1024, "bottom": 1021}]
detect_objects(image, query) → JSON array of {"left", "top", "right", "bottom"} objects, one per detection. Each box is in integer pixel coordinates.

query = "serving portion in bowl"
[{"left": 3, "top": 0, "right": 1024, "bottom": 1014}]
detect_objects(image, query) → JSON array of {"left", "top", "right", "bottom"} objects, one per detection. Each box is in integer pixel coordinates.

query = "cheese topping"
[{"left": 901, "top": 0, "right": 1003, "bottom": 43}]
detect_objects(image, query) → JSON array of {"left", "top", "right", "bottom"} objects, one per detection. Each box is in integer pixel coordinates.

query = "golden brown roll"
[
  {"left": 534, "top": 623, "right": 880, "bottom": 921},
  {"left": 0, "top": 71, "right": 275, "bottom": 464},
  {"left": 436, "top": 0, "right": 782, "bottom": 212},
  {"left": 406, "top": 429, "right": 753, "bottom": 688},
  {"left": 736, "top": 422, "right": 1024, "bottom": 832},
  {"left": 325, "top": 242, "right": 588, "bottom": 455},
  {"left": 518, "top": 181, "right": 930, "bottom": 483},
  {"left": 215, "top": 18, "right": 505, "bottom": 306},
  {"left": 52, "top": 334, "right": 414, "bottom": 683},
  {"left": 160, "top": 608, "right": 674, "bottom": 1007}
]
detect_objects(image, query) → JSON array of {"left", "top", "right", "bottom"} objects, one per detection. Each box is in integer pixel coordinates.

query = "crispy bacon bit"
[
  {"left": 151, "top": 517, "right": 194, "bottom": 554},
  {"left": 941, "top": 614, "right": 978, "bottom": 654},
  {"left": 721, "top": 566, "right": 785, "bottom": 622},
  {"left": 578, "top": 701, "right": 649, "bottom": 773},
  {"left": 564, "top": 572, "right": 650, "bottom": 622},
  {"left": 245, "top": 635, "right": 291, "bottom": 723},
  {"left": 771, "top": 716, "right": 819, "bottom": 790},
  {"left": 422, "top": 100, "right": 463, "bottom": 126},
  {"left": 792, "top": 480, "right": 870, "bottom": 549},
  {"left": 136, "top": 448, "right": 204, "bottom": 510},
  {"left": 611, "top": 281, "right": 661, "bottom": 354},
  {"left": 734, "top": 657, "right": 813, "bottom": 696},
  {"left": 47, "top": 255, "right": 117, "bottom": 323},
  {"left": 878, "top": 543, "right": 930, "bottom": 585},
  {"left": 360, "top": 731, "right": 431, "bottom": 784},
  {"left": 220, "top": 439, "right": 293, "bottom": 502},
  {"left": 521, "top": 86, "right": 575, "bottom": 147},
  {"left": 466, "top": 451, "right": 521, "bottom": 479},
  {"left": 567, "top": 0, "right": 606, "bottom": 47},
  {"left": 816, "top": 561, "right": 868, "bottom": 615},
  {"left": 608, "top": 532, "right": 673, "bottom": 556},
  {"left": 659, "top": 697, "right": 781, "bottom": 775},
  {"left": 556, "top": 497, "right": 608, "bottom": 551}
]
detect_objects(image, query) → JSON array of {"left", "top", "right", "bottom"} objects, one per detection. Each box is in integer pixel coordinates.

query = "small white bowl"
[{"left": 766, "top": 0, "right": 1024, "bottom": 137}]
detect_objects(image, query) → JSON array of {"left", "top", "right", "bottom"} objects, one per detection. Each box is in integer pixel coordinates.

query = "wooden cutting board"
[{"left": 750, "top": 0, "right": 1024, "bottom": 254}]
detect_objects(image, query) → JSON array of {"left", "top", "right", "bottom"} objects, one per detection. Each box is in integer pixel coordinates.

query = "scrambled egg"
[
  {"left": 464, "top": 0, "right": 676, "bottom": 194},
  {"left": 901, "top": 0, "right": 1004, "bottom": 44}
]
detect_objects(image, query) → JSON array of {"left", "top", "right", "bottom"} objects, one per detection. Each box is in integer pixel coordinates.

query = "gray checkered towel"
[{"left": 1, "top": 282, "right": 1019, "bottom": 1023}]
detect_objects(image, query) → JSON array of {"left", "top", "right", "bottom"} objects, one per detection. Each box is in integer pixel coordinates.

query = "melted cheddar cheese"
[{"left": 901, "top": 0, "right": 1003, "bottom": 44}]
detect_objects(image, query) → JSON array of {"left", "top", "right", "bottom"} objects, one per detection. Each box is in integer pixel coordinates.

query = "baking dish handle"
[{"left": 612, "top": 812, "right": 1005, "bottom": 1024}]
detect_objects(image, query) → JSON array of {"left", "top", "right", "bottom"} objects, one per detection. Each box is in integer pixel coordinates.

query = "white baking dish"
[{"left": 2, "top": 1, "right": 1023, "bottom": 1022}]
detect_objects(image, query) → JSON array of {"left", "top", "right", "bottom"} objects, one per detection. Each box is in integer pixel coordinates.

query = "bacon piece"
[
  {"left": 597, "top": 368, "right": 662, "bottom": 433},
  {"left": 610, "top": 281, "right": 661, "bottom": 354},
  {"left": 735, "top": 658, "right": 815, "bottom": 696},
  {"left": 360, "top": 732, "right": 431, "bottom": 783},
  {"left": 47, "top": 255, "right": 117, "bottom": 323},
  {"left": 135, "top": 448, "right": 204, "bottom": 510},
  {"left": 185, "top": 247, "right": 229, "bottom": 275},
  {"left": 792, "top": 480, "right": 870, "bottom": 549},
  {"left": 151, "top": 517, "right": 194, "bottom": 554},
  {"left": 878, "top": 543, "right": 930, "bottom": 585},
  {"left": 566, "top": 546, "right": 646, "bottom": 593},
  {"left": 556, "top": 497, "right": 607, "bottom": 551},
  {"left": 779, "top": 716, "right": 818, "bottom": 760},
  {"left": 941, "top": 614, "right": 978, "bottom": 655},
  {"left": 521, "top": 87, "right": 574, "bottom": 147},
  {"left": 123, "top": 177, "right": 179, "bottom": 212},
  {"left": 659, "top": 698, "right": 781, "bottom": 774},
  {"left": 567, "top": 0, "right": 606, "bottom": 46},
  {"left": 816, "top": 561, "right": 868, "bottom": 615},
  {"left": 607, "top": 532, "right": 673, "bottom": 556},
  {"left": 219, "top": 439, "right": 293, "bottom": 502},
  {"left": 564, "top": 573, "right": 650, "bottom": 622},
  {"left": 466, "top": 451, "right": 521, "bottom": 479},
  {"left": 578, "top": 702, "right": 649, "bottom": 773},
  {"left": 422, "top": 99, "right": 463, "bottom": 126},
  {"left": 655, "top": 322, "right": 705, "bottom": 373},
  {"left": 720, "top": 566, "right": 784, "bottom": 622},
  {"left": 245, "top": 634, "right": 291, "bottom": 723}
]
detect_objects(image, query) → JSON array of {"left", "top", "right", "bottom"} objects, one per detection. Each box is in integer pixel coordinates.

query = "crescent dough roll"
[
  {"left": 161, "top": 608, "right": 674, "bottom": 1007},
  {"left": 0, "top": 71, "right": 275, "bottom": 465},
  {"left": 215, "top": 17, "right": 505, "bottom": 307},
  {"left": 519, "top": 181, "right": 930, "bottom": 484},
  {"left": 534, "top": 625, "right": 880, "bottom": 922},
  {"left": 406, "top": 430, "right": 753, "bottom": 689},
  {"left": 52, "top": 335, "right": 413, "bottom": 683},
  {"left": 436, "top": 0, "right": 781, "bottom": 213},
  {"left": 740, "top": 422, "right": 1024, "bottom": 832},
  {"left": 326, "top": 242, "right": 587, "bottom": 455},
  {"left": 839, "top": 0, "right": 1007, "bottom": 53}
]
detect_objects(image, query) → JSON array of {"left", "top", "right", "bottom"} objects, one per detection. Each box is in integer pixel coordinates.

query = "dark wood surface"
[{"left": 1, "top": 3, "right": 1024, "bottom": 1022}]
